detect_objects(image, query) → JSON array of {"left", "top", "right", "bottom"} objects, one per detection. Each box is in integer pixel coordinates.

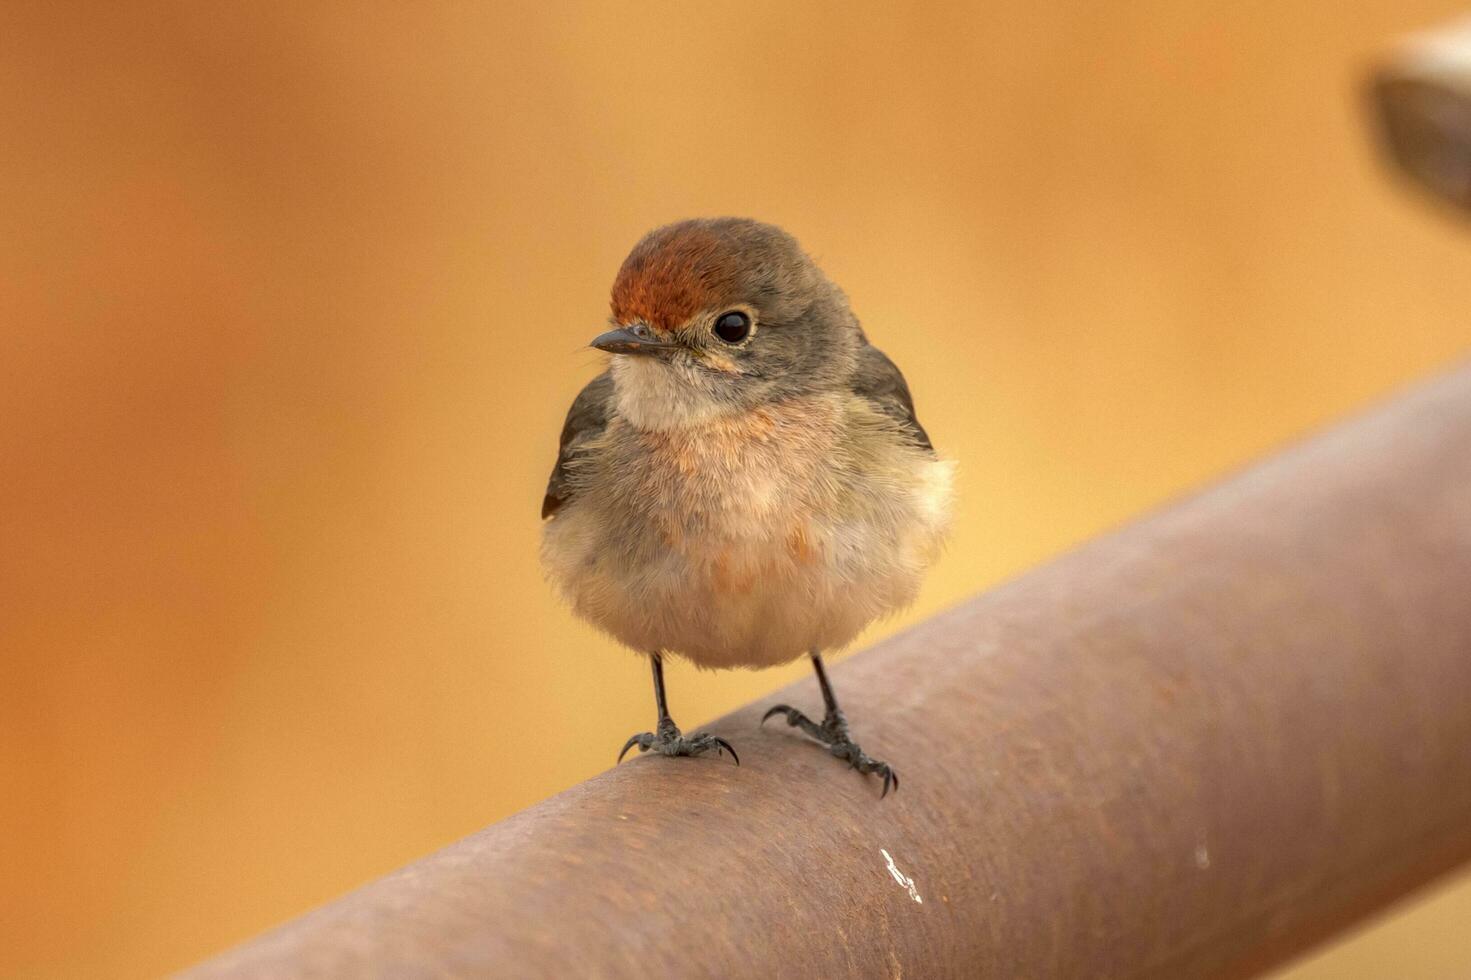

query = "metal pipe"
[{"left": 185, "top": 366, "right": 1471, "bottom": 979}]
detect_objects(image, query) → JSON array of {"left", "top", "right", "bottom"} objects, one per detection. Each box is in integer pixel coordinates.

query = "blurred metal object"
[
  {"left": 184, "top": 367, "right": 1471, "bottom": 978},
  {"left": 1372, "top": 17, "right": 1471, "bottom": 213}
]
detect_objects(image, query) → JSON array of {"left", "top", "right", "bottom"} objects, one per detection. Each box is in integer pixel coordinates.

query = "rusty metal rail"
[{"left": 185, "top": 366, "right": 1471, "bottom": 978}]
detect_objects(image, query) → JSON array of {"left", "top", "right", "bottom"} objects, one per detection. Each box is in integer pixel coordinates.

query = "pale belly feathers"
[{"left": 541, "top": 392, "right": 953, "bottom": 669}]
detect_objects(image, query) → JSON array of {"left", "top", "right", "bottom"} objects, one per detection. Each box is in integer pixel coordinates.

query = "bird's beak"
[{"left": 589, "top": 325, "right": 681, "bottom": 358}]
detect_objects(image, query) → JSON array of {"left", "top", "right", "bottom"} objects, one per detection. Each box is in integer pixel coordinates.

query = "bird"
[{"left": 540, "top": 217, "right": 954, "bottom": 797}]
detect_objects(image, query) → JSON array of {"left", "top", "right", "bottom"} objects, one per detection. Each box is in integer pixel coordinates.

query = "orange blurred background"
[{"left": 3, "top": 2, "right": 1470, "bottom": 977}]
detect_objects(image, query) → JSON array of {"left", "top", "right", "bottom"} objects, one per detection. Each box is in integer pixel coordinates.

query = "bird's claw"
[
  {"left": 617, "top": 726, "right": 739, "bottom": 766},
  {"left": 761, "top": 703, "right": 827, "bottom": 741},
  {"left": 827, "top": 739, "right": 899, "bottom": 797},
  {"left": 762, "top": 703, "right": 897, "bottom": 797}
]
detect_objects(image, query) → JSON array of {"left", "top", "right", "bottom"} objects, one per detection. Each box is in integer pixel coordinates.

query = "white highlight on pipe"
[{"left": 881, "top": 848, "right": 923, "bottom": 904}]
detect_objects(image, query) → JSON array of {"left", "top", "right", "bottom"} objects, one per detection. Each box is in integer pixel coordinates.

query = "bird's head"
[{"left": 592, "top": 218, "right": 862, "bottom": 431}]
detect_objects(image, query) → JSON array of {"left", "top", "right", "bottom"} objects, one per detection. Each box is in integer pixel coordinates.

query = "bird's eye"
[{"left": 714, "top": 311, "right": 751, "bottom": 344}]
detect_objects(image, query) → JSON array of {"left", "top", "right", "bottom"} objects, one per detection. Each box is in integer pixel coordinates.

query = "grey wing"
[
  {"left": 542, "top": 371, "right": 615, "bottom": 519},
  {"left": 852, "top": 343, "right": 934, "bottom": 453}
]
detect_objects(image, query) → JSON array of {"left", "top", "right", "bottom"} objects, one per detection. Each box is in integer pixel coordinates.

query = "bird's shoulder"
[
  {"left": 850, "top": 342, "right": 933, "bottom": 453},
  {"left": 542, "top": 370, "right": 615, "bottom": 519}
]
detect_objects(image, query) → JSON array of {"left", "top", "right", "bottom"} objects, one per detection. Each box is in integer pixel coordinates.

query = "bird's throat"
[{"left": 609, "top": 355, "right": 745, "bottom": 432}]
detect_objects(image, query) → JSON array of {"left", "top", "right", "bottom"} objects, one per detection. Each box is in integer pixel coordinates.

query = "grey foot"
[
  {"left": 761, "top": 705, "right": 898, "bottom": 797},
  {"left": 618, "top": 720, "right": 739, "bottom": 765}
]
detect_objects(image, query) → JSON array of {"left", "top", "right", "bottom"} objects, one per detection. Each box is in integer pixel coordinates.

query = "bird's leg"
[
  {"left": 762, "top": 652, "right": 898, "bottom": 796},
  {"left": 618, "top": 653, "right": 738, "bottom": 765}
]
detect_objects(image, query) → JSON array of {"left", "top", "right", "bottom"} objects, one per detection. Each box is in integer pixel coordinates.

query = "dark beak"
[{"left": 589, "top": 325, "right": 681, "bottom": 358}]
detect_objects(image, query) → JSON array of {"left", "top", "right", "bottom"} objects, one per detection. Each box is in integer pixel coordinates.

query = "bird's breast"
[
  {"left": 541, "top": 392, "right": 953, "bottom": 668},
  {"left": 620, "top": 396, "right": 842, "bottom": 550}
]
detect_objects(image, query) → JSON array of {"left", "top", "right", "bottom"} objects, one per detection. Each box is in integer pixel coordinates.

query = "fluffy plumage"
[{"left": 541, "top": 218, "right": 953, "bottom": 669}]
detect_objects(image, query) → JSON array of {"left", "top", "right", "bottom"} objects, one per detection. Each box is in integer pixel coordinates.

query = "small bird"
[{"left": 541, "top": 218, "right": 953, "bottom": 796}]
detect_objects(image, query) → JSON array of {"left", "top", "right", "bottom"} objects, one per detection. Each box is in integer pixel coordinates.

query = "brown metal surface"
[
  {"left": 1371, "top": 17, "right": 1471, "bottom": 214},
  {"left": 186, "top": 367, "right": 1471, "bottom": 979}
]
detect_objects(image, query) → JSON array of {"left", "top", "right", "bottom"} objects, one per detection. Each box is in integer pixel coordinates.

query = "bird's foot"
[
  {"left": 618, "top": 718, "right": 739, "bottom": 765},
  {"left": 761, "top": 705, "right": 898, "bottom": 797}
]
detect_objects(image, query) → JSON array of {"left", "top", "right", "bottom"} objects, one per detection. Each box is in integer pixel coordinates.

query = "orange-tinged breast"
[{"left": 787, "top": 525, "right": 816, "bottom": 565}]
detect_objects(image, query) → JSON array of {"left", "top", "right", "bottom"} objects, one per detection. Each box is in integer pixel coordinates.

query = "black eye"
[{"left": 713, "top": 311, "right": 751, "bottom": 344}]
